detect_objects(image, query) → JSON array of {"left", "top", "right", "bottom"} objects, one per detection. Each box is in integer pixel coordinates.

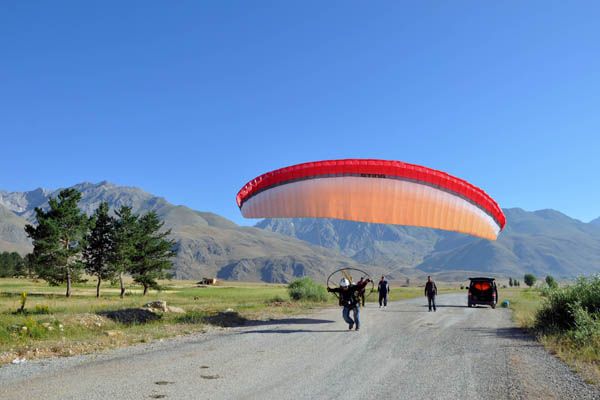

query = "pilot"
[{"left": 328, "top": 277, "right": 371, "bottom": 331}]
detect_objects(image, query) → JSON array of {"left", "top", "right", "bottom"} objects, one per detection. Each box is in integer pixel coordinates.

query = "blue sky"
[{"left": 1, "top": 1, "right": 599, "bottom": 224}]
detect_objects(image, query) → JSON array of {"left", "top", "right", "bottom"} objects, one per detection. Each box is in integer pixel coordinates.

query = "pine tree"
[
  {"left": 509, "top": 277, "right": 513, "bottom": 287},
  {"left": 84, "top": 202, "right": 115, "bottom": 297},
  {"left": 111, "top": 206, "right": 139, "bottom": 298},
  {"left": 129, "top": 211, "right": 176, "bottom": 295},
  {"left": 24, "top": 189, "right": 88, "bottom": 297}
]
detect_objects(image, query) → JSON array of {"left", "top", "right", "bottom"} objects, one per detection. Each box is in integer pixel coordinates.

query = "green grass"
[
  {"left": 500, "top": 288, "right": 541, "bottom": 328},
  {"left": 0, "top": 277, "right": 308, "bottom": 364}
]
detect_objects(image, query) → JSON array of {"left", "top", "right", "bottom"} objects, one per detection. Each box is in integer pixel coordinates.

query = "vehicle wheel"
[{"left": 468, "top": 302, "right": 472, "bottom": 308}]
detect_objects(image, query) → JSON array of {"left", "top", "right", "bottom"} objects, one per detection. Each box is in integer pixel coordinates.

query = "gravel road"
[{"left": 1, "top": 293, "right": 599, "bottom": 400}]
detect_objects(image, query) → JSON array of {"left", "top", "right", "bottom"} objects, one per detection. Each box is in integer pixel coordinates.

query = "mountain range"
[
  {"left": 0, "top": 183, "right": 374, "bottom": 282},
  {"left": 258, "top": 209, "right": 600, "bottom": 278},
  {"left": 1, "top": 182, "right": 599, "bottom": 282}
]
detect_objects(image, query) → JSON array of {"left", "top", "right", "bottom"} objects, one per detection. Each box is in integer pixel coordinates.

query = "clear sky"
[{"left": 1, "top": 1, "right": 599, "bottom": 225}]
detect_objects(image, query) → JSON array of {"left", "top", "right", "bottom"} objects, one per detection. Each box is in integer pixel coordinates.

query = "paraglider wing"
[{"left": 237, "top": 159, "right": 505, "bottom": 240}]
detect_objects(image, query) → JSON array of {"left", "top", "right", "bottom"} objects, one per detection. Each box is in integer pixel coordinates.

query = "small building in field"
[{"left": 197, "top": 278, "right": 217, "bottom": 285}]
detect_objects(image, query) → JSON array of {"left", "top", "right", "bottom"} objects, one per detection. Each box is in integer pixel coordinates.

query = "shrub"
[
  {"left": 287, "top": 277, "right": 327, "bottom": 302},
  {"left": 569, "top": 303, "right": 600, "bottom": 346},
  {"left": 33, "top": 304, "right": 51, "bottom": 314},
  {"left": 19, "top": 292, "right": 27, "bottom": 313},
  {"left": 535, "top": 276, "right": 600, "bottom": 332}
]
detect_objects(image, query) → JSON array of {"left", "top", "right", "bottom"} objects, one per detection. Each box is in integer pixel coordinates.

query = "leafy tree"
[
  {"left": 129, "top": 211, "right": 176, "bottom": 295},
  {"left": 545, "top": 275, "right": 558, "bottom": 289},
  {"left": 509, "top": 277, "right": 513, "bottom": 287},
  {"left": 111, "top": 206, "right": 139, "bottom": 298},
  {"left": 84, "top": 202, "right": 116, "bottom": 297},
  {"left": 524, "top": 273, "right": 537, "bottom": 288},
  {"left": 24, "top": 189, "right": 88, "bottom": 297}
]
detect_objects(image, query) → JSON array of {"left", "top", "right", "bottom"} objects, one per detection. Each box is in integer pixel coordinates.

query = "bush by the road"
[
  {"left": 535, "top": 276, "right": 600, "bottom": 346},
  {"left": 287, "top": 277, "right": 327, "bottom": 302}
]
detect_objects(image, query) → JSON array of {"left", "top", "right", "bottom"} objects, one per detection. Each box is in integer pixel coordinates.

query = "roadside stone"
[
  {"left": 144, "top": 301, "right": 168, "bottom": 312},
  {"left": 142, "top": 301, "right": 185, "bottom": 314}
]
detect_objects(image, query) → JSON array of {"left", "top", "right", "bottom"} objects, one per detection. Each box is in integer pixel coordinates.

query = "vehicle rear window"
[{"left": 471, "top": 281, "right": 491, "bottom": 291}]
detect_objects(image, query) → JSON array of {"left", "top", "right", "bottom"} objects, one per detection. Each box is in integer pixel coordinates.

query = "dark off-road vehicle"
[{"left": 467, "top": 277, "right": 498, "bottom": 309}]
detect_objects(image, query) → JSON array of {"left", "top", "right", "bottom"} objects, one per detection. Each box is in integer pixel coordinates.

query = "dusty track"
[{"left": 1, "top": 293, "right": 598, "bottom": 399}]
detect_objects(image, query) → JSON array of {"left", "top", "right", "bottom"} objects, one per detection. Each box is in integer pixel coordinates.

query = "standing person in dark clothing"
[
  {"left": 328, "top": 277, "right": 371, "bottom": 330},
  {"left": 378, "top": 275, "right": 390, "bottom": 308},
  {"left": 424, "top": 276, "right": 437, "bottom": 312},
  {"left": 357, "top": 277, "right": 366, "bottom": 307}
]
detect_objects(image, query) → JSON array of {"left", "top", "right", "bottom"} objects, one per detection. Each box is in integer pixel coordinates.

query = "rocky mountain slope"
[
  {"left": 0, "top": 204, "right": 30, "bottom": 255},
  {"left": 257, "top": 209, "right": 600, "bottom": 278}
]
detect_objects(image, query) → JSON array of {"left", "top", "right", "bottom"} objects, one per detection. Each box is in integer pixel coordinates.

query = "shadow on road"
[
  {"left": 201, "top": 312, "right": 336, "bottom": 328},
  {"left": 247, "top": 318, "right": 335, "bottom": 326},
  {"left": 463, "top": 326, "right": 538, "bottom": 344},
  {"left": 239, "top": 328, "right": 347, "bottom": 334},
  {"left": 420, "top": 304, "right": 469, "bottom": 308}
]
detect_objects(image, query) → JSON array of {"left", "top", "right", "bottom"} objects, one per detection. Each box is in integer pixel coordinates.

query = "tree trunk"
[
  {"left": 119, "top": 272, "right": 125, "bottom": 298},
  {"left": 96, "top": 277, "right": 101, "bottom": 298},
  {"left": 66, "top": 268, "right": 72, "bottom": 298},
  {"left": 143, "top": 284, "right": 148, "bottom": 296}
]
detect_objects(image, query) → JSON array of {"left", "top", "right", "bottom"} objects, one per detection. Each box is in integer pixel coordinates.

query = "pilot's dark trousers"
[
  {"left": 427, "top": 295, "right": 436, "bottom": 311},
  {"left": 379, "top": 293, "right": 388, "bottom": 307}
]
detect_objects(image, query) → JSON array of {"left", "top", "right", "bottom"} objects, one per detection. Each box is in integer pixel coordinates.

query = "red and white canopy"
[{"left": 237, "top": 159, "right": 505, "bottom": 240}]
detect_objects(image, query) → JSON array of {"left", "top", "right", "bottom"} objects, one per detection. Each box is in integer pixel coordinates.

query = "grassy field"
[
  {"left": 500, "top": 287, "right": 600, "bottom": 385},
  {"left": 0, "top": 278, "right": 452, "bottom": 365},
  {"left": 0, "top": 278, "right": 303, "bottom": 364}
]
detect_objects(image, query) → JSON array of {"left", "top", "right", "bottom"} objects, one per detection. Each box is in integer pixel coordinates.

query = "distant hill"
[
  {"left": 591, "top": 217, "right": 600, "bottom": 226},
  {"left": 0, "top": 182, "right": 374, "bottom": 282},
  {"left": 257, "top": 209, "right": 600, "bottom": 279}
]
